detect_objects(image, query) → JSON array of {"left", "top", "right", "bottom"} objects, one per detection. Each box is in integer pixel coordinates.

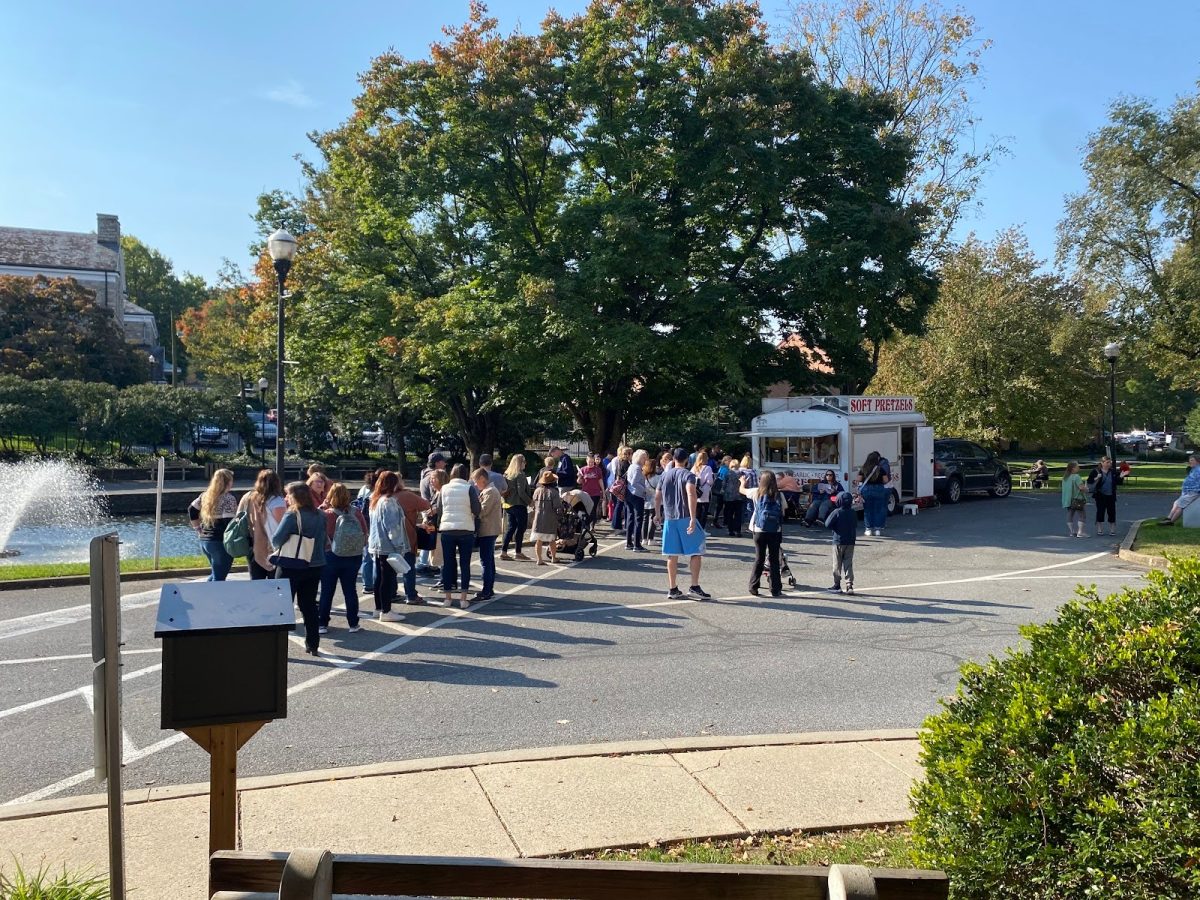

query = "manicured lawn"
[
  {"left": 0, "top": 555, "right": 211, "bottom": 581},
  {"left": 1006, "top": 459, "right": 1188, "bottom": 493},
  {"left": 567, "top": 826, "right": 915, "bottom": 869},
  {"left": 1132, "top": 520, "right": 1200, "bottom": 559}
]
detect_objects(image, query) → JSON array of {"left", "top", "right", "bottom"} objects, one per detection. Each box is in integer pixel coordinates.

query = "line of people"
[{"left": 187, "top": 445, "right": 889, "bottom": 654}]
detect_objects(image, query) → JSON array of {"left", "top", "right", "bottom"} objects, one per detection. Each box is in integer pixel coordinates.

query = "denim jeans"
[
  {"left": 402, "top": 550, "right": 419, "bottom": 601},
  {"left": 199, "top": 538, "right": 233, "bottom": 582},
  {"left": 319, "top": 552, "right": 360, "bottom": 628},
  {"left": 360, "top": 549, "right": 375, "bottom": 592},
  {"left": 861, "top": 484, "right": 889, "bottom": 530},
  {"left": 440, "top": 532, "right": 475, "bottom": 592},
  {"left": 610, "top": 497, "right": 625, "bottom": 530},
  {"left": 476, "top": 535, "right": 497, "bottom": 596},
  {"left": 502, "top": 505, "right": 528, "bottom": 554},
  {"left": 625, "top": 499, "right": 645, "bottom": 549}
]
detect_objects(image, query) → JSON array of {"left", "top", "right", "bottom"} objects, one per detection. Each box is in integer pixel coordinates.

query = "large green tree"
[
  {"left": 871, "top": 231, "right": 1106, "bottom": 449},
  {"left": 121, "top": 236, "right": 208, "bottom": 378},
  {"left": 287, "top": 0, "right": 933, "bottom": 453},
  {"left": 1059, "top": 88, "right": 1200, "bottom": 389},
  {"left": 0, "top": 276, "right": 148, "bottom": 387}
]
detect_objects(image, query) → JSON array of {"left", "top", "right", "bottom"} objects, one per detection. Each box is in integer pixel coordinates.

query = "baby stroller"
[
  {"left": 779, "top": 548, "right": 798, "bottom": 589},
  {"left": 557, "top": 490, "right": 599, "bottom": 561}
]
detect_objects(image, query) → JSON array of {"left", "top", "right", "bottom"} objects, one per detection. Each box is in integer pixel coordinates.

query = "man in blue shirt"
[{"left": 654, "top": 447, "right": 712, "bottom": 600}]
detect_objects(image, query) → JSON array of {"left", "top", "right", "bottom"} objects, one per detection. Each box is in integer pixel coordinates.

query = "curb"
[
  {"left": 1118, "top": 519, "right": 1170, "bottom": 570},
  {"left": 0, "top": 565, "right": 246, "bottom": 592},
  {"left": 0, "top": 728, "right": 919, "bottom": 823}
]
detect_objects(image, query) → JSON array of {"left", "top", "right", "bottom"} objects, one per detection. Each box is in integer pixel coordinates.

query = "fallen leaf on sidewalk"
[{"left": 557, "top": 719, "right": 571, "bottom": 725}]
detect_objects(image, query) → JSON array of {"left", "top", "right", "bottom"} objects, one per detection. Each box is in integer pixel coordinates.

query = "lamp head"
[
  {"left": 267, "top": 229, "right": 297, "bottom": 263},
  {"left": 258, "top": 377, "right": 269, "bottom": 391},
  {"left": 1103, "top": 341, "right": 1122, "bottom": 360}
]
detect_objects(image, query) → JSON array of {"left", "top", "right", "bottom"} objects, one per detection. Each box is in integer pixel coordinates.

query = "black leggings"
[
  {"left": 1095, "top": 493, "right": 1117, "bottom": 523},
  {"left": 751, "top": 532, "right": 783, "bottom": 595},
  {"left": 285, "top": 566, "right": 323, "bottom": 652}
]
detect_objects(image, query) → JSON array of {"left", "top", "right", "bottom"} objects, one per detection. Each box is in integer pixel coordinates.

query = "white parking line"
[
  {"left": 5, "top": 539, "right": 627, "bottom": 806},
  {"left": 0, "top": 662, "right": 163, "bottom": 722},
  {"left": 0, "top": 648, "right": 162, "bottom": 667},
  {"left": 718, "top": 550, "right": 1115, "bottom": 602}
]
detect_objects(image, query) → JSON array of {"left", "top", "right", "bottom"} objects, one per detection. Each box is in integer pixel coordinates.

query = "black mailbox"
[{"left": 154, "top": 580, "right": 294, "bottom": 730}]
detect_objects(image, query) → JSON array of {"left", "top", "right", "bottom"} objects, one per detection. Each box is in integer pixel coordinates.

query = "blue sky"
[{"left": 1, "top": 1, "right": 1196, "bottom": 282}]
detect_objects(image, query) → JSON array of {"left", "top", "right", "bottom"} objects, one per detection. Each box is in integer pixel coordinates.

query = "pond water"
[{"left": 1, "top": 514, "right": 202, "bottom": 565}]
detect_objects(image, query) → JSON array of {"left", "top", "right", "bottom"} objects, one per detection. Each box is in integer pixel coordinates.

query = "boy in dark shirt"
[{"left": 823, "top": 491, "right": 857, "bottom": 595}]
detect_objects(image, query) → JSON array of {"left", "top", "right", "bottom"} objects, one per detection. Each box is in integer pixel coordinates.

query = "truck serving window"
[{"left": 762, "top": 435, "right": 839, "bottom": 466}]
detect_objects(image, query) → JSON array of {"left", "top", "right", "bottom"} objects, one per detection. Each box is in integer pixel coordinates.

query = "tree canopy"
[
  {"left": 121, "top": 235, "right": 208, "bottom": 377},
  {"left": 871, "top": 231, "right": 1106, "bottom": 449},
  {"left": 0, "top": 276, "right": 149, "bottom": 387},
  {"left": 272, "top": 0, "right": 934, "bottom": 457},
  {"left": 1059, "top": 88, "right": 1200, "bottom": 390}
]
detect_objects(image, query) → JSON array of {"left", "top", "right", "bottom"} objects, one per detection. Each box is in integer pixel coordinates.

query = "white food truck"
[{"left": 747, "top": 396, "right": 935, "bottom": 514}]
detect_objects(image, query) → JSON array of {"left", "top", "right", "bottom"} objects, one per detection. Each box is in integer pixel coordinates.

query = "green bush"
[
  {"left": 912, "top": 558, "right": 1200, "bottom": 899},
  {"left": 0, "top": 862, "right": 108, "bottom": 899}
]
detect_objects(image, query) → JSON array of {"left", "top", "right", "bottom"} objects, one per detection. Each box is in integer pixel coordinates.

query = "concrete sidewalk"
[{"left": 0, "top": 729, "right": 920, "bottom": 897}]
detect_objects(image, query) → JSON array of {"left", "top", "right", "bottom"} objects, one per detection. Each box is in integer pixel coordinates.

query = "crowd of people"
[
  {"left": 187, "top": 444, "right": 1200, "bottom": 656},
  {"left": 186, "top": 445, "right": 898, "bottom": 654}
]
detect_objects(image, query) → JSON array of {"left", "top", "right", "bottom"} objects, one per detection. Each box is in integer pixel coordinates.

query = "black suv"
[{"left": 933, "top": 439, "right": 1012, "bottom": 504}]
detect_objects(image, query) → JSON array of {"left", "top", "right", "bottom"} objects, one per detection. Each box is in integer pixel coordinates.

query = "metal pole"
[
  {"left": 170, "top": 306, "right": 177, "bottom": 387},
  {"left": 261, "top": 388, "right": 268, "bottom": 466},
  {"left": 152, "top": 456, "right": 164, "bottom": 569},
  {"left": 1108, "top": 357, "right": 1117, "bottom": 461},
  {"left": 90, "top": 533, "right": 126, "bottom": 900},
  {"left": 275, "top": 271, "right": 286, "bottom": 481}
]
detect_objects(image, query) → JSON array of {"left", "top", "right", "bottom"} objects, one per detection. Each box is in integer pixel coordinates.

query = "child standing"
[{"left": 823, "top": 491, "right": 857, "bottom": 595}]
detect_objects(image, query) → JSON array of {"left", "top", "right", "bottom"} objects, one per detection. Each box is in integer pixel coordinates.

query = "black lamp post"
[
  {"left": 258, "top": 377, "right": 269, "bottom": 464},
  {"left": 1104, "top": 341, "right": 1121, "bottom": 460},
  {"left": 267, "top": 229, "right": 297, "bottom": 481}
]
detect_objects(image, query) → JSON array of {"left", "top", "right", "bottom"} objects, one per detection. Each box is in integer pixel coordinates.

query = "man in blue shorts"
[{"left": 654, "top": 447, "right": 712, "bottom": 600}]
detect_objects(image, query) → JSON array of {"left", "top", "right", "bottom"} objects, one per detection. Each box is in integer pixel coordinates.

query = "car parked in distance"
[
  {"left": 252, "top": 420, "right": 279, "bottom": 447},
  {"left": 933, "top": 439, "right": 1012, "bottom": 504},
  {"left": 195, "top": 423, "right": 229, "bottom": 447}
]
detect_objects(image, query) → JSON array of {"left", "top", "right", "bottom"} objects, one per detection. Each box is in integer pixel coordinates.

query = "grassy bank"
[
  {"left": 566, "top": 826, "right": 915, "bottom": 869},
  {"left": 1008, "top": 460, "right": 1186, "bottom": 492},
  {"left": 0, "top": 555, "right": 211, "bottom": 581},
  {"left": 1132, "top": 520, "right": 1200, "bottom": 559}
]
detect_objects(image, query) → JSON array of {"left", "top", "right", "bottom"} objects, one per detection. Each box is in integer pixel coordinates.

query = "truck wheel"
[
  {"left": 945, "top": 477, "right": 963, "bottom": 504},
  {"left": 886, "top": 489, "right": 900, "bottom": 516}
]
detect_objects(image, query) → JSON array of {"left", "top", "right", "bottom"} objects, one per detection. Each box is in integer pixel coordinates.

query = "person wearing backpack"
[
  {"left": 236, "top": 468, "right": 287, "bottom": 580},
  {"left": 722, "top": 459, "right": 744, "bottom": 536},
  {"left": 318, "top": 483, "right": 368, "bottom": 634},
  {"left": 741, "top": 470, "right": 784, "bottom": 597}
]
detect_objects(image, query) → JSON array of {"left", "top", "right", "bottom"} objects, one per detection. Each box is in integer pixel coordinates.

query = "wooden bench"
[{"left": 210, "top": 850, "right": 949, "bottom": 900}]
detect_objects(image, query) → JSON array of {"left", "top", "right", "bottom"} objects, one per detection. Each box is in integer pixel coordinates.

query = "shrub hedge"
[{"left": 912, "top": 558, "right": 1200, "bottom": 899}]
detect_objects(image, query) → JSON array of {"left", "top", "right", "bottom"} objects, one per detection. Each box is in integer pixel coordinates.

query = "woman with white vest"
[{"left": 432, "top": 463, "right": 481, "bottom": 608}]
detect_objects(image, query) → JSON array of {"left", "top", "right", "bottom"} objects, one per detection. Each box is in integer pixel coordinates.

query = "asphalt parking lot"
[{"left": 0, "top": 490, "right": 1168, "bottom": 806}]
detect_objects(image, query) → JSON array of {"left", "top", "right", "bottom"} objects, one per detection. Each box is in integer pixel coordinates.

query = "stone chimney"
[{"left": 96, "top": 213, "right": 120, "bottom": 248}]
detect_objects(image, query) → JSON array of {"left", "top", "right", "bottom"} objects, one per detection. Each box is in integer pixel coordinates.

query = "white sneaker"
[
  {"left": 348, "top": 625, "right": 361, "bottom": 633},
  {"left": 359, "top": 611, "right": 374, "bottom": 619},
  {"left": 318, "top": 626, "right": 328, "bottom": 634},
  {"left": 381, "top": 611, "right": 406, "bottom": 622}
]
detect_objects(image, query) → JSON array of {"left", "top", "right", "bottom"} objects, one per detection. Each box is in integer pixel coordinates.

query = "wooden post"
[{"left": 184, "top": 721, "right": 267, "bottom": 856}]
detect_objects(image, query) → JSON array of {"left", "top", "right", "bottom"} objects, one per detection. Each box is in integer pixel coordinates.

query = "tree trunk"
[{"left": 578, "top": 406, "right": 624, "bottom": 454}]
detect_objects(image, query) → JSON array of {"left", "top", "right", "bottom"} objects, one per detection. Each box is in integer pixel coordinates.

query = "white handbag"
[{"left": 272, "top": 511, "right": 315, "bottom": 570}]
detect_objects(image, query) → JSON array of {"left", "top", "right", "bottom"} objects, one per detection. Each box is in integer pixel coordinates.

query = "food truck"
[{"left": 747, "top": 396, "right": 935, "bottom": 514}]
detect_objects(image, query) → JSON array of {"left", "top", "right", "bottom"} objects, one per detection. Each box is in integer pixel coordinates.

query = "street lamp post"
[
  {"left": 171, "top": 308, "right": 179, "bottom": 387},
  {"left": 258, "top": 377, "right": 269, "bottom": 464},
  {"left": 1104, "top": 341, "right": 1121, "bottom": 461},
  {"left": 267, "top": 229, "right": 297, "bottom": 481}
]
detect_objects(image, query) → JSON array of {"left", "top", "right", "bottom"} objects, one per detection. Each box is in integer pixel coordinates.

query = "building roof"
[{"left": 0, "top": 225, "right": 120, "bottom": 272}]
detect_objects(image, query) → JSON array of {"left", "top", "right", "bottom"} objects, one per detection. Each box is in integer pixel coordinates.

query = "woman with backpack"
[
  {"left": 741, "top": 470, "right": 784, "bottom": 597},
  {"left": 500, "top": 454, "right": 533, "bottom": 561},
  {"left": 271, "top": 482, "right": 328, "bottom": 655},
  {"left": 189, "top": 468, "right": 238, "bottom": 581},
  {"left": 318, "top": 483, "right": 368, "bottom": 634},
  {"left": 237, "top": 468, "right": 286, "bottom": 580},
  {"left": 722, "top": 458, "right": 744, "bottom": 536},
  {"left": 368, "top": 471, "right": 409, "bottom": 623}
]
